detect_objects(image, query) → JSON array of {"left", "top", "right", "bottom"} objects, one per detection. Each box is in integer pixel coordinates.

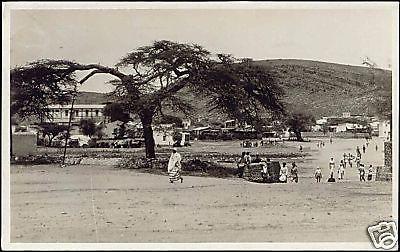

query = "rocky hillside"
[{"left": 76, "top": 59, "right": 392, "bottom": 122}]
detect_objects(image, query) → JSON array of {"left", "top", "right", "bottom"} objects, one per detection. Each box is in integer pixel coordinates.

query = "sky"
[{"left": 10, "top": 6, "right": 396, "bottom": 93}]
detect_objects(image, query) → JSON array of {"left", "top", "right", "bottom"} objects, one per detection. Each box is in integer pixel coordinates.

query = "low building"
[
  {"left": 11, "top": 132, "right": 37, "bottom": 157},
  {"left": 224, "top": 119, "right": 237, "bottom": 128},
  {"left": 379, "top": 120, "right": 391, "bottom": 140},
  {"left": 101, "top": 120, "right": 125, "bottom": 139},
  {"left": 316, "top": 118, "right": 328, "bottom": 125},
  {"left": 152, "top": 124, "right": 174, "bottom": 146},
  {"left": 335, "top": 123, "right": 367, "bottom": 133},
  {"left": 45, "top": 104, "right": 107, "bottom": 125},
  {"left": 191, "top": 126, "right": 211, "bottom": 139}
]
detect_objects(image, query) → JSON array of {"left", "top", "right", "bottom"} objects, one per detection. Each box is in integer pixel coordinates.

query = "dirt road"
[{"left": 10, "top": 137, "right": 392, "bottom": 243}]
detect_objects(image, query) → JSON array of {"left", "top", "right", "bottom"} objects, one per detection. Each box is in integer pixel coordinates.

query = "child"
[{"left": 315, "top": 166, "right": 322, "bottom": 183}]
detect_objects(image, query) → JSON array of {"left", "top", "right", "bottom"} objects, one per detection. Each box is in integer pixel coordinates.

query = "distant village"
[{"left": 11, "top": 101, "right": 391, "bottom": 155}]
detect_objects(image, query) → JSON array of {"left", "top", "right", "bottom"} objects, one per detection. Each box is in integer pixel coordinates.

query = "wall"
[
  {"left": 376, "top": 141, "right": 392, "bottom": 181},
  {"left": 153, "top": 130, "right": 174, "bottom": 146},
  {"left": 11, "top": 132, "right": 37, "bottom": 157}
]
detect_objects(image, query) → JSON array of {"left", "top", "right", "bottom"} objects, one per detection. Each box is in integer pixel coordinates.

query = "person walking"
[
  {"left": 315, "top": 166, "right": 322, "bottom": 183},
  {"left": 168, "top": 148, "right": 183, "bottom": 183}
]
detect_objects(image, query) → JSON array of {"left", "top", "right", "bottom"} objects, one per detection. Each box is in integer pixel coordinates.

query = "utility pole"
[{"left": 61, "top": 86, "right": 77, "bottom": 167}]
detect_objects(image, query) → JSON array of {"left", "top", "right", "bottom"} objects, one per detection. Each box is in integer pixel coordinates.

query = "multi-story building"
[{"left": 45, "top": 104, "right": 107, "bottom": 125}]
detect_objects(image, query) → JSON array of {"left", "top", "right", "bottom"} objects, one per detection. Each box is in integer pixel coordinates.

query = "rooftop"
[{"left": 48, "top": 104, "right": 106, "bottom": 109}]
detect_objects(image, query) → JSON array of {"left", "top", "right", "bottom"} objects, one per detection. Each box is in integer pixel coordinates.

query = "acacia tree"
[
  {"left": 10, "top": 40, "right": 285, "bottom": 158},
  {"left": 39, "top": 122, "right": 68, "bottom": 146},
  {"left": 286, "top": 112, "right": 315, "bottom": 141},
  {"left": 103, "top": 102, "right": 131, "bottom": 123},
  {"left": 79, "top": 119, "right": 96, "bottom": 137},
  {"left": 10, "top": 62, "right": 77, "bottom": 120}
]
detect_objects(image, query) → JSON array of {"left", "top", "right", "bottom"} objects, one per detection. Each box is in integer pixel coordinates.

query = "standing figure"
[
  {"left": 329, "top": 157, "right": 335, "bottom": 178},
  {"left": 359, "top": 164, "right": 366, "bottom": 182},
  {"left": 315, "top": 166, "right": 322, "bottom": 183},
  {"left": 367, "top": 165, "right": 374, "bottom": 181},
  {"left": 375, "top": 144, "right": 378, "bottom": 152},
  {"left": 244, "top": 152, "right": 252, "bottom": 165},
  {"left": 279, "top": 162, "right": 288, "bottom": 183},
  {"left": 356, "top": 146, "right": 362, "bottom": 159},
  {"left": 348, "top": 153, "right": 353, "bottom": 168},
  {"left": 290, "top": 162, "right": 299, "bottom": 183},
  {"left": 262, "top": 158, "right": 271, "bottom": 182},
  {"left": 362, "top": 145, "right": 366, "bottom": 154},
  {"left": 237, "top": 152, "right": 246, "bottom": 178},
  {"left": 338, "top": 160, "right": 345, "bottom": 180},
  {"left": 168, "top": 148, "right": 183, "bottom": 183}
]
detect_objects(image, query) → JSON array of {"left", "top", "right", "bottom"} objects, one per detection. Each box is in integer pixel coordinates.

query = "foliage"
[
  {"left": 79, "top": 119, "right": 96, "bottom": 137},
  {"left": 39, "top": 122, "right": 68, "bottom": 146},
  {"left": 10, "top": 61, "right": 77, "bottom": 119},
  {"left": 93, "top": 124, "right": 105, "bottom": 139},
  {"left": 11, "top": 41, "right": 285, "bottom": 158},
  {"left": 103, "top": 102, "right": 131, "bottom": 123},
  {"left": 155, "top": 114, "right": 183, "bottom": 127},
  {"left": 285, "top": 112, "right": 315, "bottom": 141}
]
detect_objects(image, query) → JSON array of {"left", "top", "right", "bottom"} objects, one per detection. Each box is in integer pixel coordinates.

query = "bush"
[
  {"left": 11, "top": 154, "right": 62, "bottom": 165},
  {"left": 117, "top": 157, "right": 237, "bottom": 178}
]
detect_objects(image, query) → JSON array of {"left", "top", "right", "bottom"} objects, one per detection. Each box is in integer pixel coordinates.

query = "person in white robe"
[{"left": 168, "top": 148, "right": 183, "bottom": 183}]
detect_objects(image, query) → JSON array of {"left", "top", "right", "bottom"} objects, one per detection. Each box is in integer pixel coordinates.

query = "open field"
[{"left": 10, "top": 137, "right": 392, "bottom": 243}]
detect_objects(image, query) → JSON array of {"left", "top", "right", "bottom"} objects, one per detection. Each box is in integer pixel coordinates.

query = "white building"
[
  {"left": 316, "top": 118, "right": 328, "bottom": 125},
  {"left": 45, "top": 104, "right": 107, "bottom": 125},
  {"left": 335, "top": 123, "right": 366, "bottom": 133},
  {"left": 153, "top": 124, "right": 175, "bottom": 146},
  {"left": 379, "top": 120, "right": 391, "bottom": 140}
]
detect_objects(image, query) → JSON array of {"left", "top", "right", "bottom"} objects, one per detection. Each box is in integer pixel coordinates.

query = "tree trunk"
[
  {"left": 139, "top": 109, "right": 156, "bottom": 159},
  {"left": 294, "top": 130, "right": 303, "bottom": 142}
]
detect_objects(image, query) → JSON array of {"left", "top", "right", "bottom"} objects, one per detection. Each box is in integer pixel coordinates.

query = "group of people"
[
  {"left": 315, "top": 142, "right": 376, "bottom": 183},
  {"left": 279, "top": 162, "right": 299, "bottom": 183},
  {"left": 167, "top": 138, "right": 379, "bottom": 184},
  {"left": 316, "top": 141, "right": 326, "bottom": 148},
  {"left": 236, "top": 152, "right": 299, "bottom": 183}
]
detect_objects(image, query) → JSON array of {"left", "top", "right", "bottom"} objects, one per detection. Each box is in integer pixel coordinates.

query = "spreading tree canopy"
[
  {"left": 286, "top": 112, "right": 315, "bottom": 141},
  {"left": 10, "top": 40, "right": 286, "bottom": 158}
]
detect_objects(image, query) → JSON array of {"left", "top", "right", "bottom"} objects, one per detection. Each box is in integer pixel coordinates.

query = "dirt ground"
[{"left": 10, "top": 137, "right": 393, "bottom": 243}]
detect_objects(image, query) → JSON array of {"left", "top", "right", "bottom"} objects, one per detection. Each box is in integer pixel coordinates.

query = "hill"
[
  {"left": 76, "top": 59, "right": 392, "bottom": 122},
  {"left": 74, "top": 92, "right": 110, "bottom": 104}
]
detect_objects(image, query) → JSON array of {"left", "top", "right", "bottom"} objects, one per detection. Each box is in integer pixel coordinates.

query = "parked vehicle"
[{"left": 69, "top": 135, "right": 91, "bottom": 148}]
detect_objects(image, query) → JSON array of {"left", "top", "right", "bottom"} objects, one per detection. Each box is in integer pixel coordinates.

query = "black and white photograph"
[{"left": 2, "top": 2, "right": 399, "bottom": 250}]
